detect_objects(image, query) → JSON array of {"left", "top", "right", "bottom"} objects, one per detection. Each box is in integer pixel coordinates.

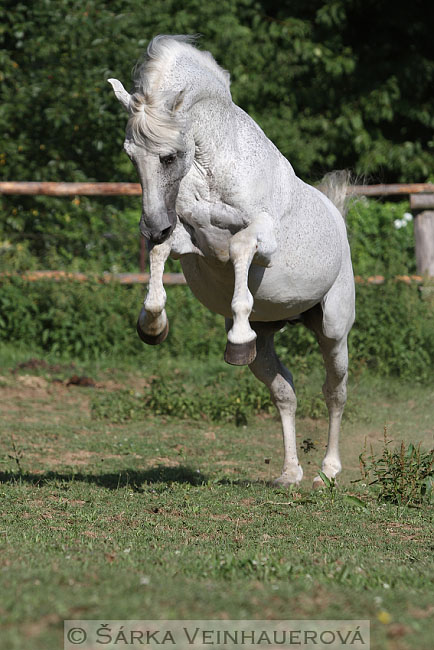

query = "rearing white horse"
[{"left": 109, "top": 35, "right": 355, "bottom": 488}]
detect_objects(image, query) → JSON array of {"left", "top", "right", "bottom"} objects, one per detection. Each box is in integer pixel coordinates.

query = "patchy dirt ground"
[{"left": 0, "top": 360, "right": 432, "bottom": 486}]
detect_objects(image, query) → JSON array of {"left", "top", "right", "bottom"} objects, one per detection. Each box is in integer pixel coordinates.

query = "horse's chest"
[
  {"left": 176, "top": 173, "right": 246, "bottom": 262},
  {"left": 176, "top": 201, "right": 236, "bottom": 262}
]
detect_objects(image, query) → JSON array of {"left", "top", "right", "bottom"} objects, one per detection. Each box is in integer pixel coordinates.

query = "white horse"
[{"left": 108, "top": 35, "right": 355, "bottom": 488}]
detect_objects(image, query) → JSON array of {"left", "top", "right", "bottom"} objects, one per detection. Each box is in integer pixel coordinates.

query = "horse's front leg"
[
  {"left": 137, "top": 238, "right": 172, "bottom": 345},
  {"left": 225, "top": 215, "right": 276, "bottom": 366}
]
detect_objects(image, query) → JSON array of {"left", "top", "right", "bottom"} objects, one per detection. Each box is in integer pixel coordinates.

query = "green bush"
[
  {"left": 0, "top": 199, "right": 143, "bottom": 273},
  {"left": 91, "top": 368, "right": 334, "bottom": 426},
  {"left": 0, "top": 277, "right": 433, "bottom": 382},
  {"left": 0, "top": 198, "right": 417, "bottom": 277},
  {"left": 348, "top": 281, "right": 434, "bottom": 381},
  {"left": 91, "top": 374, "right": 274, "bottom": 427},
  {"left": 346, "top": 199, "right": 416, "bottom": 277},
  {"left": 0, "top": 277, "right": 225, "bottom": 360}
]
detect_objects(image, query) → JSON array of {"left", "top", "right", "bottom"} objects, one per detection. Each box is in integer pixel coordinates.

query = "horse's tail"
[{"left": 319, "top": 170, "right": 353, "bottom": 220}]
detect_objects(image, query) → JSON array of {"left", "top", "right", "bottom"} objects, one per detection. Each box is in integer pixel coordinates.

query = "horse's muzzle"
[
  {"left": 147, "top": 225, "right": 173, "bottom": 245},
  {"left": 140, "top": 218, "right": 175, "bottom": 245}
]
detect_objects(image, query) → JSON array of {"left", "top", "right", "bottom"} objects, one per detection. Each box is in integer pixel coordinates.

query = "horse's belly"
[
  {"left": 249, "top": 265, "right": 329, "bottom": 319},
  {"left": 179, "top": 248, "right": 340, "bottom": 321}
]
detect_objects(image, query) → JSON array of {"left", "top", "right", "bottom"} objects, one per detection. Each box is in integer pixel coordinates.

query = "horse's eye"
[{"left": 160, "top": 153, "right": 177, "bottom": 165}]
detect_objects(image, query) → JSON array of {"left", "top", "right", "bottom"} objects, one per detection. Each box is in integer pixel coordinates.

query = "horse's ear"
[
  {"left": 108, "top": 78, "right": 131, "bottom": 112},
  {"left": 169, "top": 89, "right": 186, "bottom": 113}
]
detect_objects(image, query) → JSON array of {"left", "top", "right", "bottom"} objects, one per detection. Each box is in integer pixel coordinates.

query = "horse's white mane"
[{"left": 128, "top": 35, "right": 231, "bottom": 153}]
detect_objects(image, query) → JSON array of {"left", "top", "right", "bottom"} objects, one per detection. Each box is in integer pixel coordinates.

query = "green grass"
[{"left": 0, "top": 347, "right": 433, "bottom": 649}]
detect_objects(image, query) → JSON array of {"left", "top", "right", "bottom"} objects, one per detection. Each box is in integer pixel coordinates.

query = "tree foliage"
[
  {"left": 0, "top": 1, "right": 433, "bottom": 270},
  {"left": 1, "top": 0, "right": 433, "bottom": 184}
]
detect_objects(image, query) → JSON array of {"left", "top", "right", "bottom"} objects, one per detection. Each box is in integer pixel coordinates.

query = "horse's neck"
[
  {"left": 172, "top": 59, "right": 297, "bottom": 209},
  {"left": 188, "top": 96, "right": 291, "bottom": 193},
  {"left": 163, "top": 54, "right": 231, "bottom": 109},
  {"left": 190, "top": 95, "right": 233, "bottom": 151}
]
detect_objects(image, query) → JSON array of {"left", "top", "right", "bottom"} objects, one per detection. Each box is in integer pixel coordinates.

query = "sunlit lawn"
[{"left": 0, "top": 347, "right": 432, "bottom": 649}]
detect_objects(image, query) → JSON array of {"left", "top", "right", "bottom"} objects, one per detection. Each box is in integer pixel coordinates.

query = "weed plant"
[
  {"left": 359, "top": 428, "right": 433, "bottom": 506},
  {"left": 93, "top": 374, "right": 272, "bottom": 427},
  {"left": 90, "top": 364, "right": 365, "bottom": 426}
]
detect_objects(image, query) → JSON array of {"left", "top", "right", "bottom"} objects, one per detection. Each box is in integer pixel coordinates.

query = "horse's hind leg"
[
  {"left": 137, "top": 239, "right": 171, "bottom": 345},
  {"left": 248, "top": 322, "right": 303, "bottom": 485},
  {"left": 303, "top": 301, "right": 353, "bottom": 489}
]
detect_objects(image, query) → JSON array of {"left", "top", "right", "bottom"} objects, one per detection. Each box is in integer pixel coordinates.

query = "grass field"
[{"left": 0, "top": 346, "right": 433, "bottom": 649}]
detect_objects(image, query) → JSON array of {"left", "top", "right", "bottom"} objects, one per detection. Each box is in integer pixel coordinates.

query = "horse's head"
[{"left": 109, "top": 78, "right": 194, "bottom": 245}]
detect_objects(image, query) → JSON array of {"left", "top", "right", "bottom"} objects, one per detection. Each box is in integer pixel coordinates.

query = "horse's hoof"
[
  {"left": 312, "top": 474, "right": 338, "bottom": 490},
  {"left": 273, "top": 467, "right": 303, "bottom": 487},
  {"left": 312, "top": 475, "right": 325, "bottom": 490},
  {"left": 136, "top": 319, "right": 169, "bottom": 346},
  {"left": 224, "top": 338, "right": 257, "bottom": 366}
]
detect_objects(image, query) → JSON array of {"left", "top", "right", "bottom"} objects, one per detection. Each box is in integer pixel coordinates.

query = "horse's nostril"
[
  {"left": 149, "top": 225, "right": 172, "bottom": 245},
  {"left": 160, "top": 226, "right": 172, "bottom": 239}
]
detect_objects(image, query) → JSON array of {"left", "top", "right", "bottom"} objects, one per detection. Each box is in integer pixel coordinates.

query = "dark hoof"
[
  {"left": 224, "top": 338, "right": 257, "bottom": 366},
  {"left": 136, "top": 319, "right": 169, "bottom": 346}
]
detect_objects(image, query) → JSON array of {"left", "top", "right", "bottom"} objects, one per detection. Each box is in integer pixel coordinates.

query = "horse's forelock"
[
  {"left": 127, "top": 92, "right": 184, "bottom": 154},
  {"left": 127, "top": 35, "right": 230, "bottom": 153}
]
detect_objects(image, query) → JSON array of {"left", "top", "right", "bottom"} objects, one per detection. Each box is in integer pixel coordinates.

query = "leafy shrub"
[
  {"left": 348, "top": 281, "right": 434, "bottom": 381},
  {"left": 91, "top": 389, "right": 145, "bottom": 424},
  {"left": 0, "top": 197, "right": 417, "bottom": 277},
  {"left": 0, "top": 277, "right": 433, "bottom": 381},
  {"left": 0, "top": 199, "right": 144, "bottom": 273},
  {"left": 91, "top": 366, "right": 335, "bottom": 426},
  {"left": 346, "top": 199, "right": 416, "bottom": 277},
  {"left": 359, "top": 429, "right": 433, "bottom": 506}
]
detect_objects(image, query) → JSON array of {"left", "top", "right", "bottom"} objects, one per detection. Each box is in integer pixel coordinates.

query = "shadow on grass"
[
  {"left": 0, "top": 465, "right": 207, "bottom": 491},
  {"left": 0, "top": 466, "right": 272, "bottom": 491}
]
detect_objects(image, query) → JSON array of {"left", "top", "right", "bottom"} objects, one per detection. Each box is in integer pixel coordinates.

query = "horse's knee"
[
  {"left": 323, "top": 369, "right": 347, "bottom": 396},
  {"left": 251, "top": 355, "right": 296, "bottom": 414}
]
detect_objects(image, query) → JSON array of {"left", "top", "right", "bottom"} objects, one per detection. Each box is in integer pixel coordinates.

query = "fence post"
[{"left": 410, "top": 194, "right": 434, "bottom": 277}]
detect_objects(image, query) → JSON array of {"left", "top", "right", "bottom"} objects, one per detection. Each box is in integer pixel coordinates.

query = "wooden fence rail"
[
  {"left": 1, "top": 181, "right": 434, "bottom": 197},
  {"left": 0, "top": 270, "right": 424, "bottom": 286},
  {"left": 0, "top": 271, "right": 187, "bottom": 284},
  {"left": 1, "top": 181, "right": 434, "bottom": 277}
]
